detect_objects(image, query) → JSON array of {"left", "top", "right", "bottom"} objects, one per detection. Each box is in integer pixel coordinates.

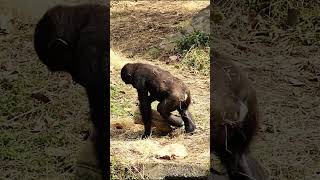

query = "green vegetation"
[
  {"left": 180, "top": 47, "right": 210, "bottom": 76},
  {"left": 175, "top": 31, "right": 210, "bottom": 76},
  {"left": 110, "top": 83, "right": 132, "bottom": 117},
  {"left": 146, "top": 47, "right": 161, "bottom": 59},
  {"left": 176, "top": 31, "right": 209, "bottom": 54}
]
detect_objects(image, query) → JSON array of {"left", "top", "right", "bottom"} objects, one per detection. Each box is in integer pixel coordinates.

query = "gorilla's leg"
[
  {"left": 157, "top": 96, "right": 185, "bottom": 128},
  {"left": 138, "top": 91, "right": 152, "bottom": 138},
  {"left": 178, "top": 109, "right": 196, "bottom": 133}
]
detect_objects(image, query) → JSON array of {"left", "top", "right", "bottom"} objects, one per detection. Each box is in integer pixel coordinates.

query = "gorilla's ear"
[{"left": 47, "top": 38, "right": 72, "bottom": 71}]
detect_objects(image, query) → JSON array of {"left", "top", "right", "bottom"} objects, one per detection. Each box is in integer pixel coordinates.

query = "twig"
[
  {"left": 8, "top": 105, "right": 46, "bottom": 122},
  {"left": 128, "top": 164, "right": 144, "bottom": 180}
]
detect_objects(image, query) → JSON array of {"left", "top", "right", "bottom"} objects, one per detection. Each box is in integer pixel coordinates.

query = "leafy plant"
[{"left": 176, "top": 31, "right": 210, "bottom": 53}]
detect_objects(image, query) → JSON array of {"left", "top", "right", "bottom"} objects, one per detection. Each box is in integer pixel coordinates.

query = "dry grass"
[{"left": 212, "top": 0, "right": 320, "bottom": 57}]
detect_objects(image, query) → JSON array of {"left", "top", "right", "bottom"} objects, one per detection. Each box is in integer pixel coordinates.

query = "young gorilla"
[
  {"left": 121, "top": 63, "right": 196, "bottom": 138},
  {"left": 34, "top": 4, "right": 108, "bottom": 179},
  {"left": 211, "top": 51, "right": 268, "bottom": 180}
]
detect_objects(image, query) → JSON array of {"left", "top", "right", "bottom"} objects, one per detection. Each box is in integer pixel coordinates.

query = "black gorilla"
[
  {"left": 211, "top": 51, "right": 267, "bottom": 180},
  {"left": 121, "top": 63, "right": 196, "bottom": 138},
  {"left": 34, "top": 4, "right": 109, "bottom": 179}
]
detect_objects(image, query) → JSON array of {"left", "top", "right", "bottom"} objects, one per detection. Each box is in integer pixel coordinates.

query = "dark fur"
[
  {"left": 34, "top": 4, "right": 109, "bottom": 179},
  {"left": 211, "top": 51, "right": 267, "bottom": 180},
  {"left": 121, "top": 63, "right": 196, "bottom": 138}
]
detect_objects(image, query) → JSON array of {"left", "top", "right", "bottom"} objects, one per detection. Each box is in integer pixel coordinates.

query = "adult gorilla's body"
[
  {"left": 34, "top": 4, "right": 108, "bottom": 179},
  {"left": 121, "top": 63, "right": 196, "bottom": 138},
  {"left": 211, "top": 51, "right": 267, "bottom": 180}
]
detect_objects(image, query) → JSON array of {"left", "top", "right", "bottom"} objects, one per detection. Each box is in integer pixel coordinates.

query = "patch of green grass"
[
  {"left": 0, "top": 133, "right": 21, "bottom": 161},
  {"left": 174, "top": 31, "right": 210, "bottom": 76},
  {"left": 146, "top": 47, "right": 161, "bottom": 59},
  {"left": 110, "top": 82, "right": 134, "bottom": 117},
  {"left": 34, "top": 132, "right": 67, "bottom": 147},
  {"left": 176, "top": 31, "right": 210, "bottom": 54},
  {"left": 177, "top": 47, "right": 210, "bottom": 76},
  {"left": 0, "top": 77, "right": 42, "bottom": 119}
]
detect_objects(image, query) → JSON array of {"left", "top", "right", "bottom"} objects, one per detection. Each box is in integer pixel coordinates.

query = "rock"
[
  {"left": 156, "top": 143, "right": 188, "bottom": 160},
  {"left": 191, "top": 6, "right": 210, "bottom": 34},
  {"left": 159, "top": 32, "right": 184, "bottom": 52},
  {"left": 169, "top": 55, "right": 179, "bottom": 62},
  {"left": 159, "top": 6, "right": 210, "bottom": 53}
]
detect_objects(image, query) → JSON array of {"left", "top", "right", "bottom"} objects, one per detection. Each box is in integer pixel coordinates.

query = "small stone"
[
  {"left": 155, "top": 143, "right": 188, "bottom": 160},
  {"left": 169, "top": 55, "right": 178, "bottom": 61}
]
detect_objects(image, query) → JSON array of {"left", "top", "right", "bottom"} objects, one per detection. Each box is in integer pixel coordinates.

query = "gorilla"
[
  {"left": 34, "top": 4, "right": 109, "bottom": 179},
  {"left": 121, "top": 63, "right": 196, "bottom": 138},
  {"left": 211, "top": 50, "right": 268, "bottom": 180}
]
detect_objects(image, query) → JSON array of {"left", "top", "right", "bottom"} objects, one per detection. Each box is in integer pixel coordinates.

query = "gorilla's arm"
[{"left": 137, "top": 89, "right": 152, "bottom": 138}]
